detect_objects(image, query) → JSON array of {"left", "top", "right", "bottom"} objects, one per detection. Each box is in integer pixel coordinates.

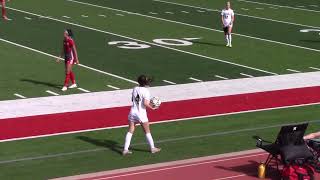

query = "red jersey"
[{"left": 63, "top": 37, "right": 75, "bottom": 61}]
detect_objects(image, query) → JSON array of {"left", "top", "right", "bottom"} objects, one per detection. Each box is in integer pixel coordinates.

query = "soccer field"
[
  {"left": 0, "top": 0, "right": 320, "bottom": 179},
  {"left": 0, "top": 0, "right": 319, "bottom": 100}
]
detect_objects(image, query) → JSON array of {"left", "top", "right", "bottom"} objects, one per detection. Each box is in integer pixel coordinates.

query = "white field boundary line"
[
  {"left": 7, "top": 6, "right": 277, "bottom": 76},
  {"left": 153, "top": 0, "right": 320, "bottom": 29},
  {"left": 286, "top": 69, "right": 301, "bottom": 73},
  {"left": 107, "top": 85, "right": 120, "bottom": 90},
  {"left": 1, "top": 101, "right": 320, "bottom": 144},
  {"left": 162, "top": 80, "right": 177, "bottom": 85},
  {"left": 189, "top": 77, "right": 203, "bottom": 82},
  {"left": 215, "top": 75, "right": 229, "bottom": 80},
  {"left": 5, "top": 115, "right": 318, "bottom": 165},
  {"left": 0, "top": 38, "right": 137, "bottom": 84},
  {"left": 240, "top": 73, "right": 254, "bottom": 78},
  {"left": 13, "top": 94, "right": 27, "bottom": 99},
  {"left": 66, "top": 0, "right": 320, "bottom": 54},
  {"left": 46, "top": 90, "right": 60, "bottom": 96},
  {"left": 310, "top": 67, "right": 320, "bottom": 71},
  {"left": 77, "top": 88, "right": 90, "bottom": 93},
  {"left": 237, "top": 0, "right": 320, "bottom": 13}
]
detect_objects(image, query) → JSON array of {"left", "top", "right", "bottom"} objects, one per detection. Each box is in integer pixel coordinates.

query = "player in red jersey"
[
  {"left": 57, "top": 29, "right": 79, "bottom": 91},
  {"left": 1, "top": 0, "right": 10, "bottom": 20}
]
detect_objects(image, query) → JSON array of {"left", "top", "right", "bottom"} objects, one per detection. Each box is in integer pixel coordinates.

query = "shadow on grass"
[
  {"left": 300, "top": 39, "right": 320, "bottom": 43},
  {"left": 190, "top": 40, "right": 226, "bottom": 47},
  {"left": 20, "top": 78, "right": 61, "bottom": 89},
  {"left": 77, "top": 136, "right": 149, "bottom": 155}
]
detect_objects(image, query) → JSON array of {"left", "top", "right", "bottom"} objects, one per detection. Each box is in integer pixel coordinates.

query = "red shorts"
[
  {"left": 65, "top": 59, "right": 75, "bottom": 65},
  {"left": 65, "top": 53, "right": 75, "bottom": 65}
]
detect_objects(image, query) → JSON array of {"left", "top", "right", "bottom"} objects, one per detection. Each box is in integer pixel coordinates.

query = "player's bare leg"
[
  {"left": 123, "top": 122, "right": 135, "bottom": 155},
  {"left": 141, "top": 122, "right": 161, "bottom": 153},
  {"left": 62, "top": 63, "right": 72, "bottom": 91},
  {"left": 1, "top": 1, "right": 8, "bottom": 20},
  {"left": 228, "top": 26, "right": 233, "bottom": 48}
]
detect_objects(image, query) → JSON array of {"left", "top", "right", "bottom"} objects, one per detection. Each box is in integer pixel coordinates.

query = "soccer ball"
[{"left": 151, "top": 97, "right": 161, "bottom": 108}]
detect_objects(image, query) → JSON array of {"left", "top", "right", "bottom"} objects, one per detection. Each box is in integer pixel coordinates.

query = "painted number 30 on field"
[{"left": 108, "top": 38, "right": 199, "bottom": 49}]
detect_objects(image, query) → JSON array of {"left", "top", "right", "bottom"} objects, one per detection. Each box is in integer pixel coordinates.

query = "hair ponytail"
[{"left": 66, "top": 29, "right": 74, "bottom": 38}]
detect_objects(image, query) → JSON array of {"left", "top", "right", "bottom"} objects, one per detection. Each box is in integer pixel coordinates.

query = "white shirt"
[
  {"left": 129, "top": 86, "right": 151, "bottom": 117},
  {"left": 221, "top": 8, "right": 234, "bottom": 27}
]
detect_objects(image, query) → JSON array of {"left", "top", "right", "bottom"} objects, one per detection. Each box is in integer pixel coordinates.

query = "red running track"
[
  {"left": 1, "top": 86, "right": 320, "bottom": 141},
  {"left": 56, "top": 151, "right": 320, "bottom": 180}
]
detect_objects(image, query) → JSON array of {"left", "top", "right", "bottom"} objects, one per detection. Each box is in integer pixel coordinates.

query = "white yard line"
[
  {"left": 241, "top": 8, "right": 249, "bottom": 11},
  {"left": 153, "top": 0, "right": 320, "bottom": 29},
  {"left": 6, "top": 6, "right": 278, "bottom": 75},
  {"left": 189, "top": 77, "right": 203, "bottom": 82},
  {"left": 183, "top": 37, "right": 202, "bottom": 40},
  {"left": 309, "top": 67, "right": 320, "bottom": 71},
  {"left": 215, "top": 75, "right": 229, "bottom": 80},
  {"left": 237, "top": 0, "right": 320, "bottom": 13},
  {"left": 0, "top": 37, "right": 137, "bottom": 84},
  {"left": 24, "top": 17, "right": 32, "bottom": 20},
  {"left": 66, "top": 0, "right": 320, "bottom": 54},
  {"left": 107, "top": 85, "right": 120, "bottom": 90},
  {"left": 46, "top": 90, "right": 60, "bottom": 96},
  {"left": 240, "top": 73, "right": 254, "bottom": 78},
  {"left": 255, "top": 7, "right": 264, "bottom": 10},
  {"left": 181, "top": 11, "right": 189, "bottom": 13},
  {"left": 62, "top": 16, "right": 71, "bottom": 19},
  {"left": 77, "top": 88, "right": 90, "bottom": 93},
  {"left": 165, "top": 11, "right": 174, "bottom": 14},
  {"left": 149, "top": 12, "right": 158, "bottom": 15},
  {"left": 98, "top": 14, "right": 106, "bottom": 17},
  {"left": 162, "top": 80, "right": 177, "bottom": 85},
  {"left": 196, "top": 10, "right": 206, "bottom": 13},
  {"left": 286, "top": 69, "right": 301, "bottom": 73},
  {"left": 81, "top": 15, "right": 88, "bottom": 18},
  {"left": 14, "top": 94, "right": 27, "bottom": 99}
]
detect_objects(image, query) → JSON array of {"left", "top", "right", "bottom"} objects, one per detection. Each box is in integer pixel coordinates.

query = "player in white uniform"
[
  {"left": 122, "top": 75, "right": 161, "bottom": 155},
  {"left": 221, "top": 2, "right": 235, "bottom": 47}
]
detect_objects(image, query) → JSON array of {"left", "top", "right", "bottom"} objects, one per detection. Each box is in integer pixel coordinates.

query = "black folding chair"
[{"left": 254, "top": 123, "right": 309, "bottom": 170}]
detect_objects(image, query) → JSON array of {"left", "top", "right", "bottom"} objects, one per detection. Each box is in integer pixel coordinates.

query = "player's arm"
[
  {"left": 144, "top": 99, "right": 157, "bottom": 110},
  {"left": 56, "top": 47, "right": 64, "bottom": 63},
  {"left": 304, "top": 131, "right": 320, "bottom": 140},
  {"left": 72, "top": 44, "right": 79, "bottom": 64},
  {"left": 231, "top": 13, "right": 235, "bottom": 25},
  {"left": 221, "top": 13, "right": 224, "bottom": 26}
]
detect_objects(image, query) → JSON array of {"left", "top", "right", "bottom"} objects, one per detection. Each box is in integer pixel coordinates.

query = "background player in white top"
[
  {"left": 221, "top": 1, "right": 235, "bottom": 47},
  {"left": 123, "top": 75, "right": 161, "bottom": 155}
]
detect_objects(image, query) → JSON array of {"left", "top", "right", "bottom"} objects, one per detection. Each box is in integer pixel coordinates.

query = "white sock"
[
  {"left": 145, "top": 133, "right": 155, "bottom": 149},
  {"left": 124, "top": 132, "right": 133, "bottom": 151},
  {"left": 228, "top": 34, "right": 232, "bottom": 45},
  {"left": 225, "top": 35, "right": 229, "bottom": 44}
]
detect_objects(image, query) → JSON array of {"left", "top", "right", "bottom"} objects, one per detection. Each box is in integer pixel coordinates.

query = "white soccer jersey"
[
  {"left": 221, "top": 8, "right": 234, "bottom": 27},
  {"left": 128, "top": 86, "right": 151, "bottom": 123}
]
